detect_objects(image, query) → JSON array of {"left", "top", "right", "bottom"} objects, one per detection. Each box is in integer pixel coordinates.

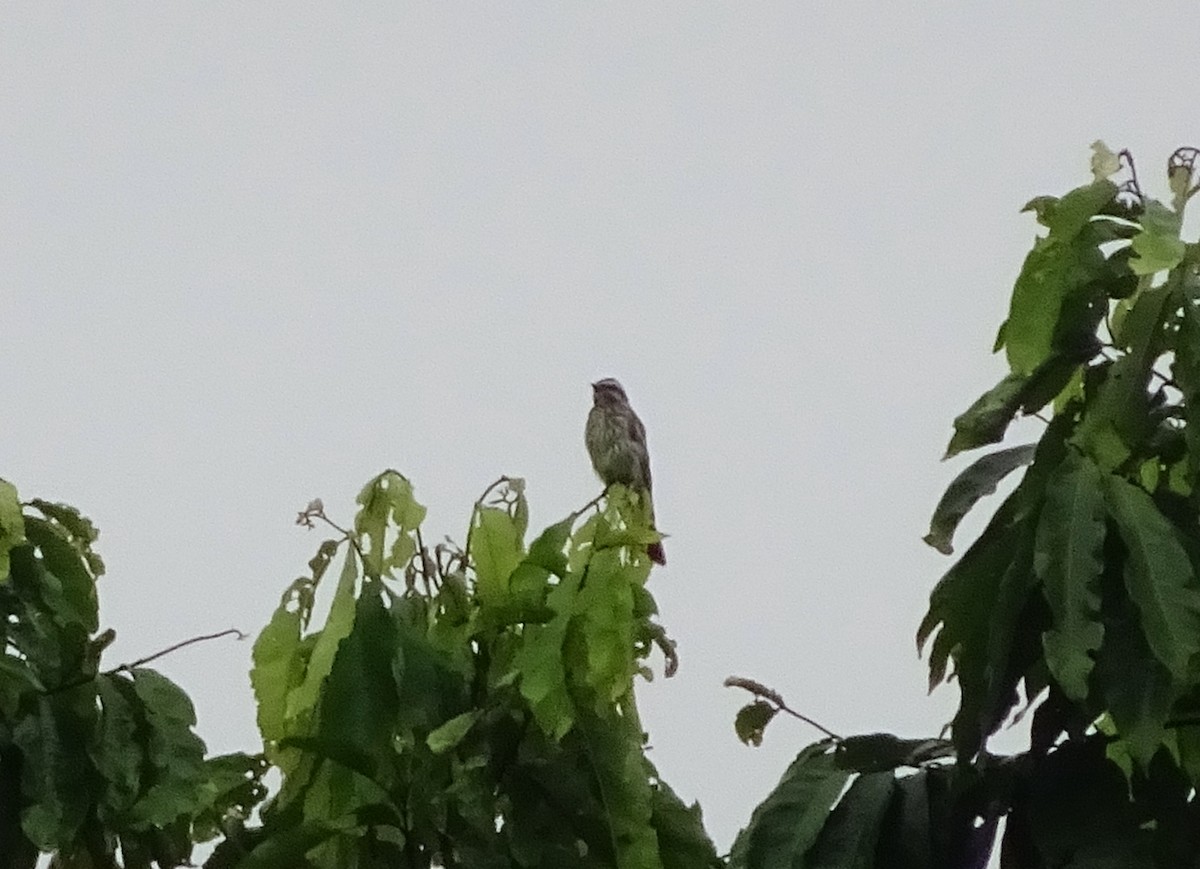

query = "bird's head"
[{"left": 591, "top": 378, "right": 629, "bottom": 407}]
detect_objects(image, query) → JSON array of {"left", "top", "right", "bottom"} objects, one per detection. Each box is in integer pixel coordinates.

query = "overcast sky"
[{"left": 3, "top": 3, "right": 1197, "bottom": 853}]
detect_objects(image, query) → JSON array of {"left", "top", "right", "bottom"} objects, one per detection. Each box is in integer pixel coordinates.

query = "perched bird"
[{"left": 585, "top": 378, "right": 666, "bottom": 565}]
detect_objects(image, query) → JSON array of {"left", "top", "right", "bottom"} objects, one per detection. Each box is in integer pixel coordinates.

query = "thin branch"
[
  {"left": 724, "top": 676, "right": 843, "bottom": 741},
  {"left": 107, "top": 628, "right": 247, "bottom": 674}
]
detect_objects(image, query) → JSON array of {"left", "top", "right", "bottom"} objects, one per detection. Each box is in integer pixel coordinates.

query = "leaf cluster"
[
  {"left": 230, "top": 472, "right": 715, "bottom": 869},
  {"left": 731, "top": 145, "right": 1200, "bottom": 867},
  {"left": 0, "top": 483, "right": 267, "bottom": 868}
]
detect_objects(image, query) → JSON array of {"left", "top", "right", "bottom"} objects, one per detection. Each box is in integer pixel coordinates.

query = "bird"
[{"left": 585, "top": 378, "right": 666, "bottom": 565}]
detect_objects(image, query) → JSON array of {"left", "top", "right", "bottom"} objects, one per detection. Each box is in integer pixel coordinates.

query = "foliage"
[
  {"left": 228, "top": 474, "right": 711, "bottom": 869},
  {"left": 0, "top": 488, "right": 268, "bottom": 868},
  {"left": 729, "top": 144, "right": 1200, "bottom": 866}
]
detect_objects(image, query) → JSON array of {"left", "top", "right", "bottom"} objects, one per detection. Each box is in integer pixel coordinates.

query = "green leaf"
[
  {"left": 1128, "top": 201, "right": 1184, "bottom": 275},
  {"left": 834, "top": 733, "right": 954, "bottom": 773},
  {"left": 0, "top": 478, "right": 24, "bottom": 580},
  {"left": 734, "top": 701, "right": 777, "bottom": 748},
  {"left": 575, "top": 548, "right": 639, "bottom": 706},
  {"left": 806, "top": 771, "right": 896, "bottom": 869},
  {"left": 286, "top": 548, "right": 359, "bottom": 722},
  {"left": 575, "top": 707, "right": 664, "bottom": 869},
  {"left": 427, "top": 711, "right": 481, "bottom": 755},
  {"left": 649, "top": 775, "right": 723, "bottom": 869},
  {"left": 12, "top": 692, "right": 92, "bottom": 850},
  {"left": 1103, "top": 474, "right": 1200, "bottom": 682},
  {"left": 127, "top": 668, "right": 208, "bottom": 827},
  {"left": 26, "top": 499, "right": 104, "bottom": 578},
  {"left": 514, "top": 569, "right": 580, "bottom": 740},
  {"left": 251, "top": 581, "right": 309, "bottom": 755},
  {"left": 22, "top": 516, "right": 99, "bottom": 633},
  {"left": 925, "top": 444, "right": 1036, "bottom": 554},
  {"left": 1035, "top": 450, "right": 1106, "bottom": 700},
  {"left": 471, "top": 506, "right": 523, "bottom": 605},
  {"left": 318, "top": 588, "right": 402, "bottom": 771},
  {"left": 90, "top": 675, "right": 145, "bottom": 823},
  {"left": 1090, "top": 140, "right": 1121, "bottom": 181},
  {"left": 728, "top": 741, "right": 849, "bottom": 869},
  {"left": 526, "top": 517, "right": 574, "bottom": 578},
  {"left": 1003, "top": 194, "right": 1109, "bottom": 374},
  {"left": 354, "top": 471, "right": 426, "bottom": 578},
  {"left": 234, "top": 820, "right": 347, "bottom": 869}
]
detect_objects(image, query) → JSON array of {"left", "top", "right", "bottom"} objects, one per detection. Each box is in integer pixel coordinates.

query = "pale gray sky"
[{"left": 3, "top": 3, "right": 1196, "bottom": 852}]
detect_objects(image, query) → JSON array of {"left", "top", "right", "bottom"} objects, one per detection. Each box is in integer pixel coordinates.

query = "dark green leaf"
[
  {"left": 1035, "top": 450, "right": 1106, "bottom": 700},
  {"left": 733, "top": 701, "right": 777, "bottom": 748},
  {"left": 925, "top": 445, "right": 1036, "bottom": 554},
  {"left": 944, "top": 373, "right": 1027, "bottom": 458},
  {"left": 90, "top": 675, "right": 145, "bottom": 823},
  {"left": 834, "top": 733, "right": 954, "bottom": 773},
  {"left": 728, "top": 741, "right": 848, "bottom": 869},
  {"left": 649, "top": 774, "right": 722, "bottom": 869},
  {"left": 12, "top": 692, "right": 92, "bottom": 850},
  {"left": 1103, "top": 474, "right": 1200, "bottom": 682},
  {"left": 807, "top": 771, "right": 896, "bottom": 869},
  {"left": 22, "top": 517, "right": 99, "bottom": 633},
  {"left": 127, "top": 668, "right": 207, "bottom": 828},
  {"left": 575, "top": 707, "right": 663, "bottom": 869}
]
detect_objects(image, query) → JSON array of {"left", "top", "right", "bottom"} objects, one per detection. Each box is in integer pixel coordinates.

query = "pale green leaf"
[
  {"left": 0, "top": 478, "right": 24, "bottom": 580},
  {"left": 251, "top": 581, "right": 310, "bottom": 751},
  {"left": 427, "top": 710, "right": 482, "bottom": 754},
  {"left": 471, "top": 506, "right": 523, "bottom": 605},
  {"left": 1090, "top": 140, "right": 1121, "bottom": 181},
  {"left": 286, "top": 548, "right": 359, "bottom": 721}
]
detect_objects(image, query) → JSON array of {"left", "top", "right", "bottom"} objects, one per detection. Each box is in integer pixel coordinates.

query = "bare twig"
[
  {"left": 724, "top": 676, "right": 843, "bottom": 741},
  {"left": 107, "top": 628, "right": 247, "bottom": 675}
]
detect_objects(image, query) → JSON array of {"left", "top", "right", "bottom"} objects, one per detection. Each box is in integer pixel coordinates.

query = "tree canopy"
[{"left": 5, "top": 144, "right": 1200, "bottom": 867}]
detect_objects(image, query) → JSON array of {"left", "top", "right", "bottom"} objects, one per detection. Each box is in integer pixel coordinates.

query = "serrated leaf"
[
  {"left": 925, "top": 444, "right": 1036, "bottom": 554},
  {"left": 734, "top": 701, "right": 777, "bottom": 747},
  {"left": 1035, "top": 451, "right": 1106, "bottom": 700},
  {"left": 1103, "top": 474, "right": 1200, "bottom": 682},
  {"left": 728, "top": 741, "right": 848, "bottom": 869}
]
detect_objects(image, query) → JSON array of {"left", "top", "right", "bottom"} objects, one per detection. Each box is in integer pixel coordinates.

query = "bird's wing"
[{"left": 627, "top": 414, "right": 652, "bottom": 492}]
